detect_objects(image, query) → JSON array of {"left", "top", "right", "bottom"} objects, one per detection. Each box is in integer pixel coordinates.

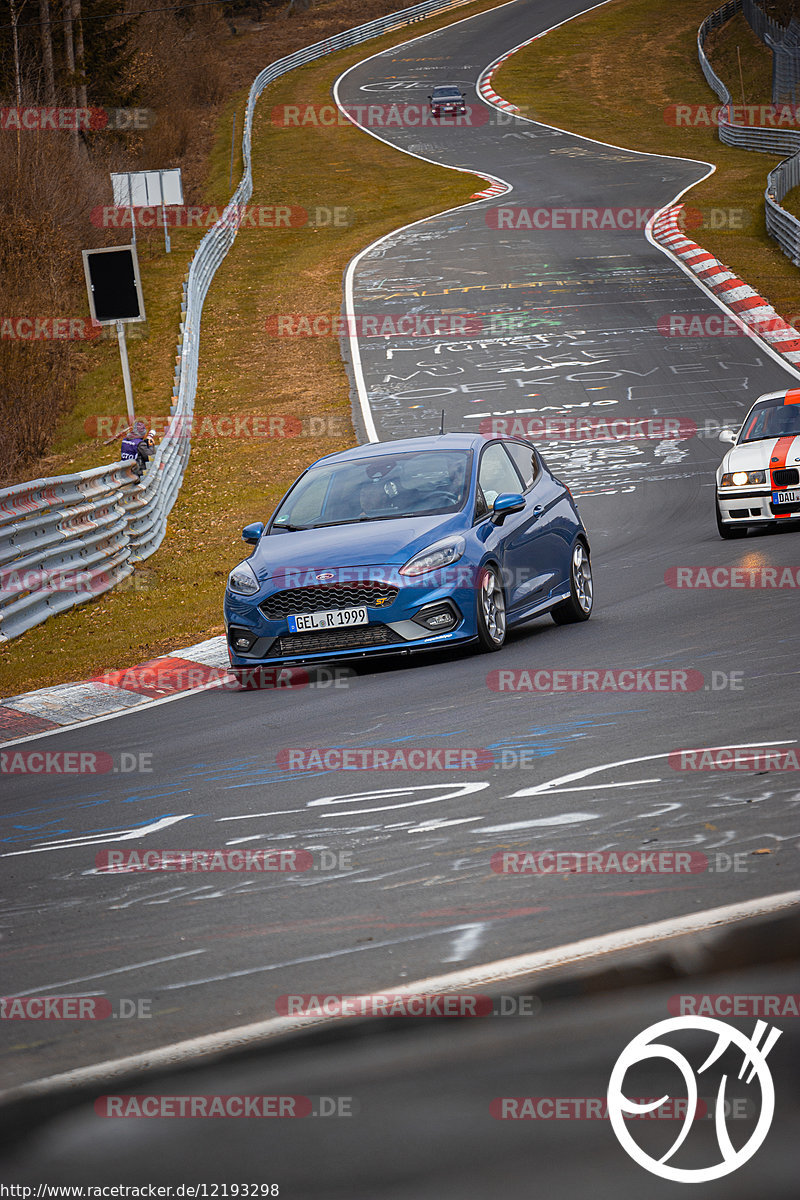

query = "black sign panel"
[{"left": 82, "top": 246, "right": 145, "bottom": 324}]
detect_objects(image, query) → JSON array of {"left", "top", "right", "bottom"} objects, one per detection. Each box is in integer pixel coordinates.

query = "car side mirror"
[
  {"left": 491, "top": 493, "right": 525, "bottom": 525},
  {"left": 242, "top": 521, "right": 264, "bottom": 545},
  {"left": 718, "top": 429, "right": 737, "bottom": 445}
]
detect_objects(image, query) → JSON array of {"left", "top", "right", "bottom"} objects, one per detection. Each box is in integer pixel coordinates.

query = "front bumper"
[
  {"left": 717, "top": 486, "right": 800, "bottom": 524},
  {"left": 224, "top": 577, "right": 475, "bottom": 667}
]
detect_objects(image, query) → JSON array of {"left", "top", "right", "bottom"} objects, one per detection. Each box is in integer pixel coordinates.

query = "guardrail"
[
  {"left": 0, "top": 0, "right": 478, "bottom": 644},
  {"left": 766, "top": 150, "right": 800, "bottom": 265},
  {"left": 698, "top": 1, "right": 800, "bottom": 267}
]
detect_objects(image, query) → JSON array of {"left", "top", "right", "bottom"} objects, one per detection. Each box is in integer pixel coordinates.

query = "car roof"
[
  {"left": 309, "top": 433, "right": 485, "bottom": 468},
  {"left": 748, "top": 388, "right": 800, "bottom": 407},
  {"left": 432, "top": 85, "right": 462, "bottom": 92}
]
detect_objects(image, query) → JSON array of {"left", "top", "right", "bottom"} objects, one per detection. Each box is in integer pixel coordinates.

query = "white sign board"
[{"left": 111, "top": 168, "right": 184, "bottom": 208}]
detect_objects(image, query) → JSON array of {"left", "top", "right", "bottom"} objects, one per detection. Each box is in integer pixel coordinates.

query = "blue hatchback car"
[{"left": 224, "top": 433, "right": 592, "bottom": 677}]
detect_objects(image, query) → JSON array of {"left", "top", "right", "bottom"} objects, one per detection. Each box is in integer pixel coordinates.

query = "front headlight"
[
  {"left": 227, "top": 561, "right": 260, "bottom": 595},
  {"left": 720, "top": 471, "right": 765, "bottom": 486},
  {"left": 400, "top": 536, "right": 466, "bottom": 577}
]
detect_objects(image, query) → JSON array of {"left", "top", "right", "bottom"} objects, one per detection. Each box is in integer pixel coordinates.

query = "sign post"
[
  {"left": 82, "top": 244, "right": 146, "bottom": 425},
  {"left": 110, "top": 168, "right": 184, "bottom": 254}
]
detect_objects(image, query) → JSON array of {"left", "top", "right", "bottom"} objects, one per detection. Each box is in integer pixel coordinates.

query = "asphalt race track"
[{"left": 2, "top": 0, "right": 799, "bottom": 1102}]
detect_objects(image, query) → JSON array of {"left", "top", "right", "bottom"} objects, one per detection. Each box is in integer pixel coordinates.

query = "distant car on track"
[
  {"left": 428, "top": 85, "right": 467, "bottom": 118},
  {"left": 224, "top": 433, "right": 592, "bottom": 679},
  {"left": 716, "top": 388, "right": 800, "bottom": 538}
]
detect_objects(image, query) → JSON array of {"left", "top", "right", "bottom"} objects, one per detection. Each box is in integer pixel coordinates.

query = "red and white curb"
[
  {"left": 650, "top": 205, "right": 800, "bottom": 363},
  {"left": 0, "top": 635, "right": 230, "bottom": 744},
  {"left": 470, "top": 179, "right": 509, "bottom": 199},
  {"left": 476, "top": 34, "right": 542, "bottom": 113}
]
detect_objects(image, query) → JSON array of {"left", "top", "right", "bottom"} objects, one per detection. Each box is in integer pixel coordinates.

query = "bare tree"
[
  {"left": 73, "top": 1, "right": 87, "bottom": 109},
  {"left": 38, "top": 0, "right": 56, "bottom": 103}
]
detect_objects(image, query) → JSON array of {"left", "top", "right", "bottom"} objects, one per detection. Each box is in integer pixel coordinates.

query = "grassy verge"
[
  {"left": 2, "top": 0, "right": 512, "bottom": 697},
  {"left": 494, "top": 0, "right": 800, "bottom": 324}
]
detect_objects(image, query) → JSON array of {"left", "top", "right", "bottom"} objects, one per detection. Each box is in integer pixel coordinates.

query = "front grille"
[
  {"left": 772, "top": 468, "right": 799, "bottom": 488},
  {"left": 274, "top": 624, "right": 403, "bottom": 656},
  {"left": 770, "top": 499, "right": 800, "bottom": 514},
  {"left": 260, "top": 582, "right": 398, "bottom": 620}
]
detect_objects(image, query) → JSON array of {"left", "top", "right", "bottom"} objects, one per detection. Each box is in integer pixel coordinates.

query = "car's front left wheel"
[
  {"left": 551, "top": 538, "right": 593, "bottom": 624},
  {"left": 476, "top": 564, "right": 507, "bottom": 651}
]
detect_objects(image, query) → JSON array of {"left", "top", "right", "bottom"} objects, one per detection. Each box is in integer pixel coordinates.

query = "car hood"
[
  {"left": 249, "top": 513, "right": 467, "bottom": 581},
  {"left": 719, "top": 435, "right": 800, "bottom": 476}
]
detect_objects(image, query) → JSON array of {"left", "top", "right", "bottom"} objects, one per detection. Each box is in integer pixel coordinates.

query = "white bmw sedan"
[{"left": 716, "top": 388, "right": 800, "bottom": 538}]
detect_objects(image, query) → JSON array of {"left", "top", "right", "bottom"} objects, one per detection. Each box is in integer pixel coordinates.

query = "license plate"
[
  {"left": 773, "top": 490, "right": 800, "bottom": 504},
  {"left": 288, "top": 606, "right": 368, "bottom": 633}
]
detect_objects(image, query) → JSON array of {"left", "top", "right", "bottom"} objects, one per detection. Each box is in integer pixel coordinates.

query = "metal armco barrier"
[
  {"left": 767, "top": 150, "right": 800, "bottom": 265},
  {"left": 0, "top": 0, "right": 477, "bottom": 644},
  {"left": 743, "top": 0, "right": 800, "bottom": 104},
  {"left": 698, "top": 1, "right": 800, "bottom": 266}
]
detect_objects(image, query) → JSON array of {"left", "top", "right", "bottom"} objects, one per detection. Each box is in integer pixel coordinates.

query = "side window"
[
  {"left": 505, "top": 441, "right": 539, "bottom": 490},
  {"left": 477, "top": 442, "right": 524, "bottom": 508}
]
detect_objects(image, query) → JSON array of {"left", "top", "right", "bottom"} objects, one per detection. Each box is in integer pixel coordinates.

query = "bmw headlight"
[
  {"left": 400, "top": 536, "right": 466, "bottom": 577},
  {"left": 227, "top": 561, "right": 260, "bottom": 595},
  {"left": 720, "top": 471, "right": 765, "bottom": 486}
]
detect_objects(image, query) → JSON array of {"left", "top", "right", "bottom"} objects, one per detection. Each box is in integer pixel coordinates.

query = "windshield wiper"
[{"left": 270, "top": 523, "right": 311, "bottom": 532}]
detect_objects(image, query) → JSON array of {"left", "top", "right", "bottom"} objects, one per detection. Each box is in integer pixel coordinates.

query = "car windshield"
[
  {"left": 739, "top": 399, "right": 800, "bottom": 442},
  {"left": 433, "top": 87, "right": 461, "bottom": 98},
  {"left": 270, "top": 449, "right": 472, "bottom": 529}
]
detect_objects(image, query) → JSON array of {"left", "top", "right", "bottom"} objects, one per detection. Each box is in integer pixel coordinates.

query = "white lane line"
[
  {"left": 506, "top": 741, "right": 797, "bottom": 798},
  {"left": 157, "top": 922, "right": 484, "bottom": 991},
  {"left": 5, "top": 889, "right": 799, "bottom": 1100},
  {"left": 0, "top": 814, "right": 193, "bottom": 858},
  {"left": 5, "top": 950, "right": 207, "bottom": 998},
  {"left": 443, "top": 922, "right": 486, "bottom": 962}
]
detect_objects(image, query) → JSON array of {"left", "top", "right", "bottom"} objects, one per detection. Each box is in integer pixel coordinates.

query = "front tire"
[
  {"left": 476, "top": 564, "right": 507, "bottom": 651},
  {"left": 551, "top": 539, "right": 593, "bottom": 624},
  {"left": 716, "top": 498, "right": 748, "bottom": 539}
]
